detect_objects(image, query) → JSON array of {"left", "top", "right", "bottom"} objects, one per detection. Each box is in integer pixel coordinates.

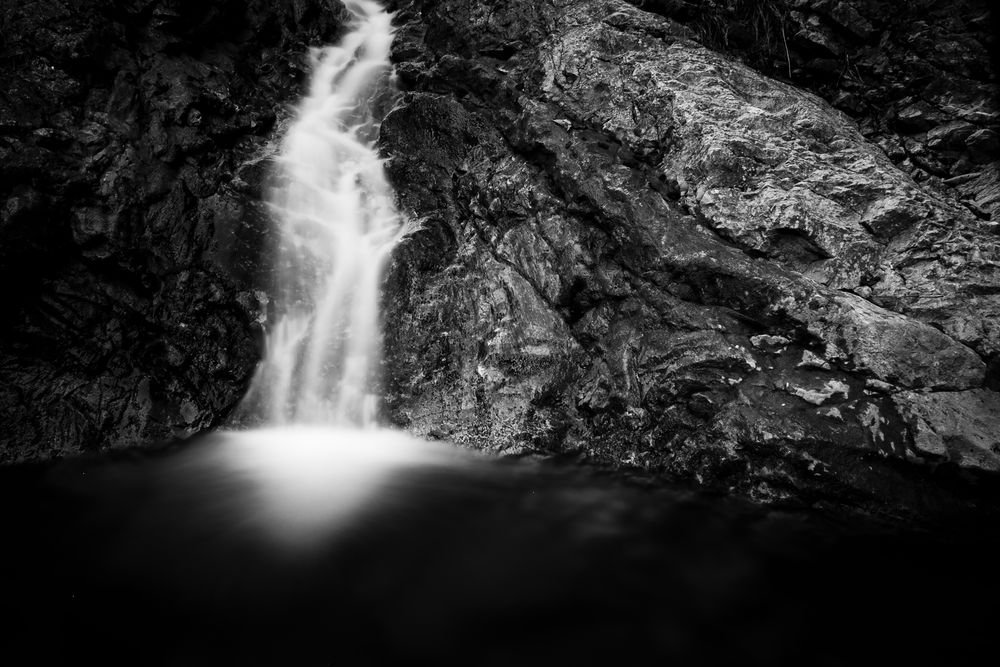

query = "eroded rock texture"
[
  {"left": 631, "top": 0, "right": 1000, "bottom": 219},
  {"left": 0, "top": 0, "right": 344, "bottom": 461},
  {"left": 381, "top": 0, "right": 1000, "bottom": 516},
  {"left": 2, "top": 0, "right": 997, "bottom": 519}
]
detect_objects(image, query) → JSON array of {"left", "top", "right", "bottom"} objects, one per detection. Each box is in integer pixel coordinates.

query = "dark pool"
[{"left": 2, "top": 427, "right": 997, "bottom": 666}]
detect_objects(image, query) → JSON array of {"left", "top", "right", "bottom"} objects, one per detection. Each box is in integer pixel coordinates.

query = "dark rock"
[
  {"left": 927, "top": 121, "right": 977, "bottom": 150},
  {"left": 967, "top": 128, "right": 1000, "bottom": 163},
  {"left": 0, "top": 0, "right": 346, "bottom": 462},
  {"left": 380, "top": 0, "right": 1000, "bottom": 519},
  {"left": 896, "top": 102, "right": 946, "bottom": 133}
]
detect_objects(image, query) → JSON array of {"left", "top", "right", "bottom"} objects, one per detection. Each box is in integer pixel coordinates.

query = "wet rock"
[
  {"left": 895, "top": 389, "right": 1000, "bottom": 471},
  {"left": 824, "top": 1, "right": 875, "bottom": 40},
  {"left": 635, "top": 0, "right": 1000, "bottom": 220},
  {"left": 896, "top": 102, "right": 947, "bottom": 133},
  {"left": 967, "top": 128, "right": 1000, "bottom": 163},
  {"left": 750, "top": 335, "right": 791, "bottom": 351},
  {"left": 927, "top": 121, "right": 978, "bottom": 151},
  {"left": 381, "top": 0, "right": 1000, "bottom": 518},
  {"left": 784, "top": 378, "right": 850, "bottom": 406},
  {"left": 0, "top": 0, "right": 345, "bottom": 462}
]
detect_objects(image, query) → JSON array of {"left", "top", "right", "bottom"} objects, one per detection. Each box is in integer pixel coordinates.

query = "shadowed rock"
[{"left": 0, "top": 0, "right": 346, "bottom": 462}]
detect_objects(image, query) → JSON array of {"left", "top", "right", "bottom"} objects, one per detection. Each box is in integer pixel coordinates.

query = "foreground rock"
[
  {"left": 0, "top": 0, "right": 344, "bottom": 461},
  {"left": 380, "top": 0, "right": 1000, "bottom": 517}
]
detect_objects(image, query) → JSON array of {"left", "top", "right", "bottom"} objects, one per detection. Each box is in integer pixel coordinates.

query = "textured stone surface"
[
  {"left": 2, "top": 0, "right": 998, "bottom": 519},
  {"left": 895, "top": 389, "right": 1000, "bottom": 470},
  {"left": 380, "top": 0, "right": 1000, "bottom": 516},
  {"left": 627, "top": 0, "right": 1000, "bottom": 220},
  {"left": 0, "top": 0, "right": 345, "bottom": 462}
]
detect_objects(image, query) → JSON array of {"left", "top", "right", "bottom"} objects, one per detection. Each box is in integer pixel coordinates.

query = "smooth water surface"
[{"left": 2, "top": 431, "right": 998, "bottom": 666}]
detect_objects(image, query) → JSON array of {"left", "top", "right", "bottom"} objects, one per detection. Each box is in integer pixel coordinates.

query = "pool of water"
[{"left": 1, "top": 428, "right": 997, "bottom": 666}]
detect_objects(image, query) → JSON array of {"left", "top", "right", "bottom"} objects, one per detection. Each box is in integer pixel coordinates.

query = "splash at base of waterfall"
[
  {"left": 224, "top": 2, "right": 427, "bottom": 550},
  {"left": 241, "top": 0, "right": 411, "bottom": 429},
  {"left": 161, "top": 427, "right": 468, "bottom": 548}
]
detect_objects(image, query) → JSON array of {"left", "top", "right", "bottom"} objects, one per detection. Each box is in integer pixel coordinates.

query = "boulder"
[{"left": 381, "top": 0, "right": 1000, "bottom": 516}]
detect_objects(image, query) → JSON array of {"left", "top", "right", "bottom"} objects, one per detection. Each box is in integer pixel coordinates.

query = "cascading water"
[
  {"left": 244, "top": 0, "right": 411, "bottom": 428},
  {"left": 205, "top": 1, "right": 451, "bottom": 546}
]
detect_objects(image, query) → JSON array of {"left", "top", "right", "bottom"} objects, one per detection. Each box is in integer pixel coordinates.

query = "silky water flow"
[
  {"left": 191, "top": 0, "right": 451, "bottom": 547},
  {"left": 246, "top": 0, "right": 412, "bottom": 427}
]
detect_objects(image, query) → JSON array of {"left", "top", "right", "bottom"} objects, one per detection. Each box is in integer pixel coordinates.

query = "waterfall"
[
  {"left": 215, "top": 2, "right": 443, "bottom": 543},
  {"left": 244, "top": 0, "right": 409, "bottom": 428}
]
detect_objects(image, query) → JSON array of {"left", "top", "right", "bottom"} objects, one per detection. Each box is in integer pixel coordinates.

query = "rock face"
[
  {"left": 0, "top": 0, "right": 344, "bottom": 462},
  {"left": 630, "top": 0, "right": 1000, "bottom": 220},
  {"left": 380, "top": 0, "right": 1000, "bottom": 516},
  {"left": 2, "top": 0, "right": 998, "bottom": 519}
]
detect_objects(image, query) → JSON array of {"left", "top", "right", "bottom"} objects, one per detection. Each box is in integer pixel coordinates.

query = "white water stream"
[
  {"left": 245, "top": 0, "right": 411, "bottom": 428},
  {"left": 210, "top": 1, "right": 443, "bottom": 546}
]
